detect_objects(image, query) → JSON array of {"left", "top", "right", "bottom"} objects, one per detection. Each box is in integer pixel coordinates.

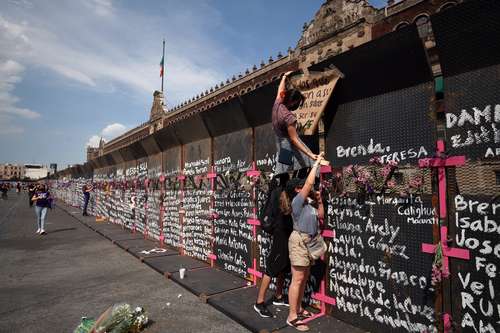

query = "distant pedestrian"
[
  {"left": 16, "top": 182, "right": 21, "bottom": 195},
  {"left": 82, "top": 183, "right": 93, "bottom": 216},
  {"left": 1, "top": 184, "right": 8, "bottom": 200},
  {"left": 28, "top": 183, "right": 35, "bottom": 207},
  {"left": 32, "top": 184, "right": 52, "bottom": 235}
]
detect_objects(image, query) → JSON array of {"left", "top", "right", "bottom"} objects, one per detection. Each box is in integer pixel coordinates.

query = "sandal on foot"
[
  {"left": 298, "top": 309, "right": 313, "bottom": 319},
  {"left": 286, "top": 318, "right": 310, "bottom": 332}
]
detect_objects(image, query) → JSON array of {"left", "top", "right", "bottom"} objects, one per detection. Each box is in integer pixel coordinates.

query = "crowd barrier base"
[{"left": 54, "top": 187, "right": 376, "bottom": 333}]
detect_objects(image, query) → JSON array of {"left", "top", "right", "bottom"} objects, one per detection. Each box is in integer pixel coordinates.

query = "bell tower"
[{"left": 149, "top": 90, "right": 167, "bottom": 134}]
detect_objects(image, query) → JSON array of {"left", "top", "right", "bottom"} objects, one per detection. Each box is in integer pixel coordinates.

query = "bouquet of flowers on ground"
[{"left": 73, "top": 303, "right": 148, "bottom": 333}]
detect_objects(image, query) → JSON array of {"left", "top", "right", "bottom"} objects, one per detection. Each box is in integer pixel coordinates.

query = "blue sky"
[{"left": 0, "top": 0, "right": 386, "bottom": 168}]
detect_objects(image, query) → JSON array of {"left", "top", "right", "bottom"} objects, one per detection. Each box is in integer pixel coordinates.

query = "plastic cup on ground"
[{"left": 179, "top": 268, "right": 186, "bottom": 279}]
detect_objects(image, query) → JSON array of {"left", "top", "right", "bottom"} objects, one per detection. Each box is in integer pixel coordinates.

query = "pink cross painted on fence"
[
  {"left": 246, "top": 163, "right": 261, "bottom": 243},
  {"left": 144, "top": 178, "right": 149, "bottom": 240},
  {"left": 421, "top": 226, "right": 470, "bottom": 271},
  {"left": 419, "top": 140, "right": 470, "bottom": 271},
  {"left": 247, "top": 258, "right": 263, "bottom": 285},
  {"left": 302, "top": 168, "right": 336, "bottom": 324},
  {"left": 245, "top": 163, "right": 263, "bottom": 285},
  {"left": 207, "top": 253, "right": 217, "bottom": 267},
  {"left": 307, "top": 223, "right": 337, "bottom": 323},
  {"left": 418, "top": 140, "right": 470, "bottom": 332},
  {"left": 207, "top": 168, "right": 217, "bottom": 268},
  {"left": 418, "top": 140, "right": 465, "bottom": 219}
]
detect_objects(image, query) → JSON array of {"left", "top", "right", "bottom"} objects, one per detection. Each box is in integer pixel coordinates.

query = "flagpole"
[{"left": 161, "top": 39, "right": 165, "bottom": 92}]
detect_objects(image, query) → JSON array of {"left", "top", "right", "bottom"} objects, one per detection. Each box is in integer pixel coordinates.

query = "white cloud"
[
  {"left": 86, "top": 135, "right": 101, "bottom": 148},
  {"left": 84, "top": 0, "right": 113, "bottom": 17},
  {"left": 86, "top": 122, "right": 128, "bottom": 147},
  {"left": 50, "top": 64, "right": 97, "bottom": 87},
  {"left": 0, "top": 59, "right": 40, "bottom": 120},
  {"left": 7, "top": 0, "right": 34, "bottom": 9},
  {"left": 0, "top": 2, "right": 243, "bottom": 107},
  {"left": 101, "top": 123, "right": 127, "bottom": 138},
  {"left": 0, "top": 1, "right": 248, "bottom": 161}
]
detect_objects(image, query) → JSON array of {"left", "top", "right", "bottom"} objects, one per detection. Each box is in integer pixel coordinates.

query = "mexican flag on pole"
[{"left": 160, "top": 55, "right": 164, "bottom": 77}]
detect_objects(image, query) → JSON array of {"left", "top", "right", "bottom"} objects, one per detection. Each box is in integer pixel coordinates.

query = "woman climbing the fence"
[
  {"left": 272, "top": 71, "right": 319, "bottom": 175},
  {"left": 286, "top": 154, "right": 325, "bottom": 331}
]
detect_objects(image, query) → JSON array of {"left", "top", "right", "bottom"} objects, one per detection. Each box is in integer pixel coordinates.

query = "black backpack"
[{"left": 259, "top": 186, "right": 282, "bottom": 234}]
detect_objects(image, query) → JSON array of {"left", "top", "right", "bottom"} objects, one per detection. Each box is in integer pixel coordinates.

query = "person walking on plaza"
[
  {"left": 253, "top": 182, "right": 294, "bottom": 318},
  {"left": 0, "top": 183, "right": 8, "bottom": 200},
  {"left": 28, "top": 183, "right": 35, "bottom": 207},
  {"left": 32, "top": 184, "right": 52, "bottom": 235},
  {"left": 16, "top": 182, "right": 21, "bottom": 195},
  {"left": 286, "top": 155, "right": 324, "bottom": 332},
  {"left": 272, "top": 71, "right": 319, "bottom": 175},
  {"left": 82, "top": 182, "right": 93, "bottom": 216}
]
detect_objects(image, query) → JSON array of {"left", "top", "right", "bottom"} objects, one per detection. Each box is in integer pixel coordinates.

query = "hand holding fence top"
[{"left": 298, "top": 153, "right": 324, "bottom": 200}]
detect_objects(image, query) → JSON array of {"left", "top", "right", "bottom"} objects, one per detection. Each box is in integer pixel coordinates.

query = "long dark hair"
[{"left": 283, "top": 88, "right": 305, "bottom": 111}]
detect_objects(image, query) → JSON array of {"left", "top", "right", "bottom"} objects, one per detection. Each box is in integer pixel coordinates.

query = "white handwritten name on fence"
[
  {"left": 163, "top": 179, "right": 181, "bottom": 247},
  {"left": 336, "top": 138, "right": 429, "bottom": 163},
  {"left": 214, "top": 156, "right": 251, "bottom": 173},
  {"left": 454, "top": 195, "right": 499, "bottom": 332},
  {"left": 214, "top": 185, "right": 253, "bottom": 276},
  {"left": 446, "top": 104, "right": 500, "bottom": 158},
  {"left": 327, "top": 195, "right": 437, "bottom": 332},
  {"left": 182, "top": 177, "right": 213, "bottom": 260},
  {"left": 184, "top": 159, "right": 209, "bottom": 176}
]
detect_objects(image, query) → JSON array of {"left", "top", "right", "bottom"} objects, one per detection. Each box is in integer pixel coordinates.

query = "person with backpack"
[{"left": 253, "top": 178, "right": 294, "bottom": 318}]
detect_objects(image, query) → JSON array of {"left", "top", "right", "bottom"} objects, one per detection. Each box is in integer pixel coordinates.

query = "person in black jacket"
[{"left": 253, "top": 183, "right": 294, "bottom": 318}]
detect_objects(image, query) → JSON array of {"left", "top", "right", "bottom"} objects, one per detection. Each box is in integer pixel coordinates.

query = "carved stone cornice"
[{"left": 163, "top": 57, "right": 299, "bottom": 126}]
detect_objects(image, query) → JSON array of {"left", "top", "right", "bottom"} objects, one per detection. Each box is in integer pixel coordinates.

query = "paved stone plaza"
[{"left": 0, "top": 194, "right": 250, "bottom": 333}]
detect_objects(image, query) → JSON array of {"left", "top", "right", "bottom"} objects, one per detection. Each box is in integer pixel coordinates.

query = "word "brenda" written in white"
[{"left": 336, "top": 139, "right": 428, "bottom": 163}]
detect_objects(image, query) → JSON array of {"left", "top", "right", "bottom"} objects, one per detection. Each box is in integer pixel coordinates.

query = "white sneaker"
[
  {"left": 36, "top": 228, "right": 41, "bottom": 234},
  {"left": 40, "top": 229, "right": 46, "bottom": 235}
]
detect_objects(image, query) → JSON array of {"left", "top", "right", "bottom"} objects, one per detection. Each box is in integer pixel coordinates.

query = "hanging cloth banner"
[{"left": 290, "top": 67, "right": 343, "bottom": 135}]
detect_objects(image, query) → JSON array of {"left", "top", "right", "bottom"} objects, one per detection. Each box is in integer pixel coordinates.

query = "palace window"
[
  {"left": 414, "top": 14, "right": 431, "bottom": 38},
  {"left": 496, "top": 171, "right": 500, "bottom": 186},
  {"left": 438, "top": 2, "right": 457, "bottom": 12},
  {"left": 394, "top": 22, "right": 409, "bottom": 31}
]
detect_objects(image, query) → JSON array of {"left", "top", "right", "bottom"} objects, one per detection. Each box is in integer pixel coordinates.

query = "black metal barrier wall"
[{"left": 51, "top": 3, "right": 499, "bottom": 332}]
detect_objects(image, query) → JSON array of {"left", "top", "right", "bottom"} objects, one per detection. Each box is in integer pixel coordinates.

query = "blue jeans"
[
  {"left": 275, "top": 136, "right": 314, "bottom": 175},
  {"left": 35, "top": 206, "right": 47, "bottom": 230},
  {"left": 83, "top": 193, "right": 90, "bottom": 215}
]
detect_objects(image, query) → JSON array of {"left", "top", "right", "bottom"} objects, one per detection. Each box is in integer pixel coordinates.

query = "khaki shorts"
[{"left": 288, "top": 230, "right": 312, "bottom": 267}]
